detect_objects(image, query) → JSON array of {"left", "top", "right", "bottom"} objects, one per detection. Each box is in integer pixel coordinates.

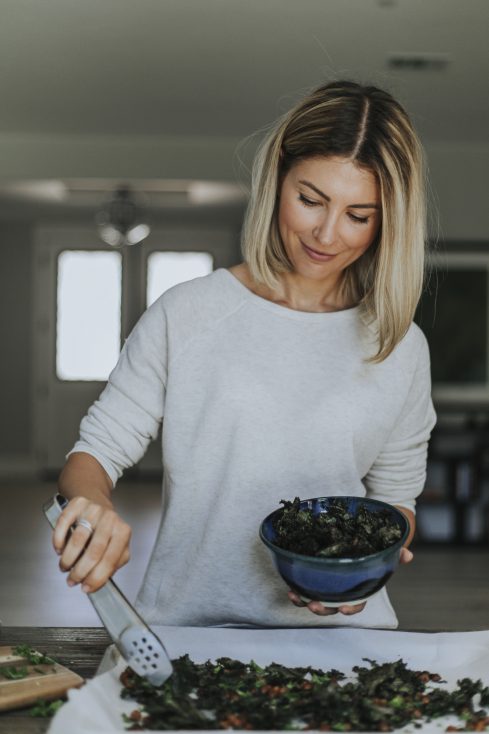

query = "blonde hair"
[{"left": 241, "top": 80, "right": 427, "bottom": 362}]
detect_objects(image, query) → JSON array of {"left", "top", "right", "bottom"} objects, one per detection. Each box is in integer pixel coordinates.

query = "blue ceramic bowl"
[{"left": 259, "top": 496, "right": 409, "bottom": 605}]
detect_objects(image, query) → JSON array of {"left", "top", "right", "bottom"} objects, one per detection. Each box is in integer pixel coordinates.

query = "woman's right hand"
[{"left": 52, "top": 496, "right": 132, "bottom": 594}]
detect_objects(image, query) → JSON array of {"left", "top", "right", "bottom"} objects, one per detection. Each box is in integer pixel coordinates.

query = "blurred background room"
[{"left": 0, "top": 0, "right": 488, "bottom": 631}]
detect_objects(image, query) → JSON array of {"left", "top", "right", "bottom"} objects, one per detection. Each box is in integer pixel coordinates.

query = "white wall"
[{"left": 425, "top": 143, "right": 489, "bottom": 241}]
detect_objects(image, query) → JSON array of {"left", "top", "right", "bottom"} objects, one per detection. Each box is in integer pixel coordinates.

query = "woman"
[{"left": 53, "top": 80, "right": 436, "bottom": 629}]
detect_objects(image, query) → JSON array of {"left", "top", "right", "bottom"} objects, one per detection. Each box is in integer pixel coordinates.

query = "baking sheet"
[{"left": 48, "top": 626, "right": 489, "bottom": 733}]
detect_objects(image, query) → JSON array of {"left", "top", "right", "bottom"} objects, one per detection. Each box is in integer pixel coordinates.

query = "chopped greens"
[
  {"left": 0, "top": 666, "right": 29, "bottom": 680},
  {"left": 13, "top": 644, "right": 56, "bottom": 666},
  {"left": 273, "top": 497, "right": 402, "bottom": 558},
  {"left": 28, "top": 699, "right": 65, "bottom": 718},
  {"left": 0, "top": 645, "right": 65, "bottom": 718},
  {"left": 120, "top": 655, "right": 489, "bottom": 731}
]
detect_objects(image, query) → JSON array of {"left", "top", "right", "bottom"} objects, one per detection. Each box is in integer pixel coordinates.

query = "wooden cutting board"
[{"left": 0, "top": 645, "right": 84, "bottom": 712}]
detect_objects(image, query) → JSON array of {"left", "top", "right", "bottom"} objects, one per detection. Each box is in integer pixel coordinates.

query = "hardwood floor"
[{"left": 1, "top": 481, "right": 488, "bottom": 631}]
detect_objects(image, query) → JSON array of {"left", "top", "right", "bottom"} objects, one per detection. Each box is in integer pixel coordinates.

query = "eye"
[
  {"left": 348, "top": 212, "right": 369, "bottom": 224},
  {"left": 298, "top": 193, "right": 319, "bottom": 207}
]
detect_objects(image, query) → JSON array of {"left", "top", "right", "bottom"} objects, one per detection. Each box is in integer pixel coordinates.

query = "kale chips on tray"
[{"left": 120, "top": 654, "right": 489, "bottom": 731}]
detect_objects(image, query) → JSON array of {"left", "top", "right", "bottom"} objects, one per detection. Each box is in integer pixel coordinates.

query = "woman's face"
[{"left": 277, "top": 156, "right": 381, "bottom": 282}]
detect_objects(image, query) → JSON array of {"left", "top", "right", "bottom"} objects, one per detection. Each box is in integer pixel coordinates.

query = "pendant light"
[{"left": 96, "top": 186, "right": 150, "bottom": 247}]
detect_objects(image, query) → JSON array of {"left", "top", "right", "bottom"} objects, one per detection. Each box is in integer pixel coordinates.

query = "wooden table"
[{"left": 0, "top": 627, "right": 110, "bottom": 734}]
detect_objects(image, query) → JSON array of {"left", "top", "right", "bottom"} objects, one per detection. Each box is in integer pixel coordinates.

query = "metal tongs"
[{"left": 43, "top": 493, "right": 173, "bottom": 686}]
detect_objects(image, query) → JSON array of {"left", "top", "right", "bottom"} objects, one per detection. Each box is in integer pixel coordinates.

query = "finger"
[
  {"left": 58, "top": 506, "right": 103, "bottom": 572},
  {"left": 52, "top": 497, "right": 89, "bottom": 554},
  {"left": 59, "top": 523, "right": 95, "bottom": 572},
  {"left": 288, "top": 590, "right": 307, "bottom": 607},
  {"left": 69, "top": 519, "right": 131, "bottom": 585},
  {"left": 81, "top": 525, "right": 132, "bottom": 593},
  {"left": 118, "top": 547, "right": 131, "bottom": 568},
  {"left": 400, "top": 548, "right": 414, "bottom": 564},
  {"left": 307, "top": 601, "right": 339, "bottom": 616},
  {"left": 66, "top": 522, "right": 112, "bottom": 586},
  {"left": 338, "top": 602, "right": 367, "bottom": 615}
]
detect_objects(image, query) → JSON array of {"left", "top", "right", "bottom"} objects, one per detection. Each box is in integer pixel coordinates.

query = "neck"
[
  {"left": 228, "top": 263, "right": 356, "bottom": 313},
  {"left": 269, "top": 271, "right": 351, "bottom": 313}
]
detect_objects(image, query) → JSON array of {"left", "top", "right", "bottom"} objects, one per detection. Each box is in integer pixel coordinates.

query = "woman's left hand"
[
  {"left": 288, "top": 546, "right": 414, "bottom": 616},
  {"left": 400, "top": 547, "right": 413, "bottom": 564},
  {"left": 287, "top": 591, "right": 366, "bottom": 616}
]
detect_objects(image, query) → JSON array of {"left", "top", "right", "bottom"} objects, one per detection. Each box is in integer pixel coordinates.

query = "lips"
[{"left": 301, "top": 240, "right": 337, "bottom": 262}]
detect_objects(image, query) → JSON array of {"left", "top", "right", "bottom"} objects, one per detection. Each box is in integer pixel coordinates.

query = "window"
[
  {"left": 146, "top": 251, "right": 213, "bottom": 307},
  {"left": 416, "top": 252, "right": 489, "bottom": 402},
  {"left": 56, "top": 250, "right": 122, "bottom": 381}
]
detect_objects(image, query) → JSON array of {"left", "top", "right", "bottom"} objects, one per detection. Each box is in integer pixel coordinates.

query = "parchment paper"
[{"left": 48, "top": 626, "right": 489, "bottom": 734}]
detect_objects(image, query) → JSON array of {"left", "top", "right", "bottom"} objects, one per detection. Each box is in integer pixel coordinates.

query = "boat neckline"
[{"left": 219, "top": 268, "right": 361, "bottom": 322}]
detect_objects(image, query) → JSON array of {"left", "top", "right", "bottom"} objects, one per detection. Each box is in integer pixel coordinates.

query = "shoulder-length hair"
[{"left": 241, "top": 80, "right": 427, "bottom": 363}]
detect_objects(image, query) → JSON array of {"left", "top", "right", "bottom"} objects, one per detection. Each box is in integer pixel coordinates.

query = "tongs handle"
[{"left": 43, "top": 493, "right": 173, "bottom": 685}]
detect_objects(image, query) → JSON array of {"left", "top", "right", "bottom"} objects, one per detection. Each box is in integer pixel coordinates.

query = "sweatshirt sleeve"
[
  {"left": 363, "top": 336, "right": 437, "bottom": 513},
  {"left": 67, "top": 299, "right": 168, "bottom": 486}
]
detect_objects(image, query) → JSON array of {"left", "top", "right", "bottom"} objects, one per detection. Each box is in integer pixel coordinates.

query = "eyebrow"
[{"left": 298, "top": 179, "right": 380, "bottom": 210}]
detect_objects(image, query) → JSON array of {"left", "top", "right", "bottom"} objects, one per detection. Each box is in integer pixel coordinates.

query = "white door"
[{"left": 33, "top": 225, "right": 237, "bottom": 476}]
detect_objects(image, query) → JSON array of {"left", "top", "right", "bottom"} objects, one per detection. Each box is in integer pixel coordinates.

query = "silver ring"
[{"left": 76, "top": 518, "right": 94, "bottom": 535}]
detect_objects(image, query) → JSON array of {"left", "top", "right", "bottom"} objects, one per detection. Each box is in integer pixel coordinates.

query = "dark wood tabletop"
[{"left": 0, "top": 626, "right": 110, "bottom": 734}]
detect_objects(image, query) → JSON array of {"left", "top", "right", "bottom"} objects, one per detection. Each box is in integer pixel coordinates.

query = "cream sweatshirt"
[{"left": 70, "top": 268, "right": 436, "bottom": 628}]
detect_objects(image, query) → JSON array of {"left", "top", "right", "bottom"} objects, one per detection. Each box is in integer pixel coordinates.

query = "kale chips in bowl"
[{"left": 259, "top": 496, "right": 409, "bottom": 605}]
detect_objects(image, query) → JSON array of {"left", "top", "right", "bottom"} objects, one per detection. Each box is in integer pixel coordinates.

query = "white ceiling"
[
  {"left": 1, "top": 0, "right": 488, "bottom": 144},
  {"left": 0, "top": 0, "right": 487, "bottom": 218}
]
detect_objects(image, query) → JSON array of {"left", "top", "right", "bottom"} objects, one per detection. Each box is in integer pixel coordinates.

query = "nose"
[{"left": 313, "top": 212, "right": 338, "bottom": 247}]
